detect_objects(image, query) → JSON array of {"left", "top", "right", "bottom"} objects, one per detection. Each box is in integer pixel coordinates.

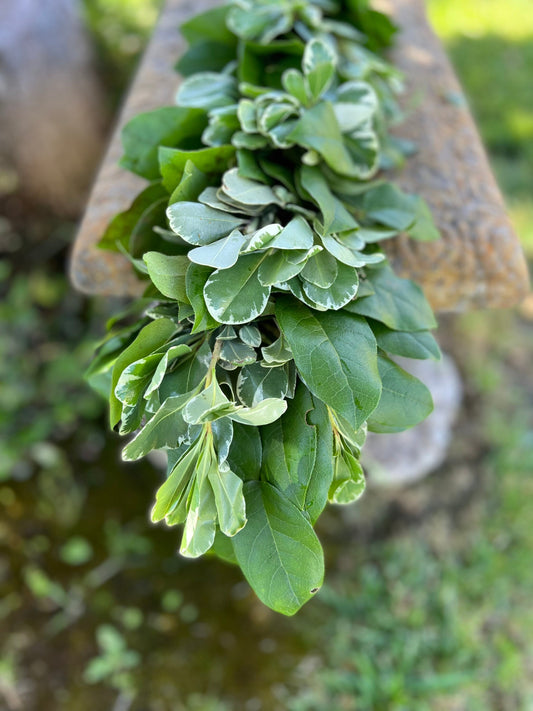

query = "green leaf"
[
  {"left": 120, "top": 107, "right": 206, "bottom": 180},
  {"left": 221, "top": 168, "right": 280, "bottom": 207},
  {"left": 227, "top": 2, "right": 292, "bottom": 44},
  {"left": 152, "top": 440, "right": 200, "bottom": 521},
  {"left": 123, "top": 391, "right": 194, "bottom": 461},
  {"left": 99, "top": 183, "right": 168, "bottom": 251},
  {"left": 220, "top": 339, "right": 257, "bottom": 368},
  {"left": 239, "top": 325, "right": 262, "bottom": 348},
  {"left": 227, "top": 423, "right": 262, "bottom": 481},
  {"left": 258, "top": 249, "right": 307, "bottom": 286},
  {"left": 300, "top": 260, "right": 359, "bottom": 310},
  {"left": 329, "top": 448, "right": 366, "bottom": 504},
  {"left": 288, "top": 102, "right": 363, "bottom": 178},
  {"left": 232, "top": 481, "right": 324, "bottom": 615},
  {"left": 185, "top": 264, "right": 219, "bottom": 333},
  {"left": 203, "top": 252, "right": 271, "bottom": 325},
  {"left": 262, "top": 335, "right": 293, "bottom": 366},
  {"left": 300, "top": 166, "right": 357, "bottom": 234},
  {"left": 180, "top": 5, "right": 235, "bottom": 45},
  {"left": 282, "top": 68, "right": 308, "bottom": 105},
  {"left": 333, "top": 80, "right": 377, "bottom": 132},
  {"left": 345, "top": 264, "right": 437, "bottom": 331},
  {"left": 168, "top": 161, "right": 212, "bottom": 205},
  {"left": 301, "top": 249, "right": 338, "bottom": 288},
  {"left": 261, "top": 383, "right": 318, "bottom": 512},
  {"left": 159, "top": 145, "right": 235, "bottom": 193},
  {"left": 237, "top": 362, "right": 288, "bottom": 406},
  {"left": 188, "top": 229, "right": 247, "bottom": 270},
  {"left": 229, "top": 398, "right": 287, "bottom": 426},
  {"left": 143, "top": 252, "right": 190, "bottom": 302},
  {"left": 183, "top": 379, "right": 235, "bottom": 425},
  {"left": 167, "top": 202, "right": 245, "bottom": 246},
  {"left": 367, "top": 353, "right": 434, "bottom": 433},
  {"left": 276, "top": 297, "right": 380, "bottom": 429},
  {"left": 371, "top": 323, "right": 441, "bottom": 360},
  {"left": 208, "top": 465, "right": 247, "bottom": 536},
  {"left": 303, "top": 38, "right": 337, "bottom": 99},
  {"left": 267, "top": 216, "right": 315, "bottom": 251},
  {"left": 176, "top": 72, "right": 237, "bottom": 111},
  {"left": 180, "top": 450, "right": 218, "bottom": 557},
  {"left": 110, "top": 318, "right": 177, "bottom": 429}
]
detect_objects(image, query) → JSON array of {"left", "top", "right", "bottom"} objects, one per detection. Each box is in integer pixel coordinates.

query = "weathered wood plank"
[{"left": 70, "top": 0, "right": 530, "bottom": 310}]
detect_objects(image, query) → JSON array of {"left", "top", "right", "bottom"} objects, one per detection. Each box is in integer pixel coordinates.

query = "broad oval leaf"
[
  {"left": 167, "top": 202, "right": 245, "bottom": 246},
  {"left": 344, "top": 264, "right": 437, "bottom": 331},
  {"left": 276, "top": 297, "right": 381, "bottom": 429},
  {"left": 188, "top": 229, "right": 247, "bottom": 270},
  {"left": 204, "top": 252, "right": 271, "bottom": 325},
  {"left": 367, "top": 353, "right": 434, "bottom": 433},
  {"left": 143, "top": 252, "right": 190, "bottom": 302},
  {"left": 232, "top": 481, "right": 324, "bottom": 616}
]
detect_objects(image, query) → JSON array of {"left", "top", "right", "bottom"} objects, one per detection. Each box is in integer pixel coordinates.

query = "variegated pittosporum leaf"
[{"left": 89, "top": 0, "right": 441, "bottom": 616}]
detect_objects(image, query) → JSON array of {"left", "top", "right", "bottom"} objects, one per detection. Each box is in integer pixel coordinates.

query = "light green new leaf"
[
  {"left": 221, "top": 168, "right": 280, "bottom": 207},
  {"left": 303, "top": 38, "right": 337, "bottom": 99},
  {"left": 188, "top": 229, "right": 247, "bottom": 270},
  {"left": 345, "top": 264, "right": 437, "bottom": 331},
  {"left": 176, "top": 72, "right": 237, "bottom": 110},
  {"left": 115, "top": 354, "right": 162, "bottom": 407},
  {"left": 232, "top": 481, "right": 324, "bottom": 616},
  {"left": 204, "top": 252, "right": 271, "bottom": 325},
  {"left": 183, "top": 379, "right": 235, "bottom": 425},
  {"left": 168, "top": 161, "right": 212, "bottom": 205},
  {"left": 143, "top": 252, "right": 190, "bottom": 302},
  {"left": 180, "top": 451, "right": 218, "bottom": 557},
  {"left": 333, "top": 80, "right": 378, "bottom": 132},
  {"left": 110, "top": 318, "right": 177, "bottom": 429},
  {"left": 152, "top": 441, "right": 199, "bottom": 522},
  {"left": 229, "top": 398, "right": 287, "bottom": 426},
  {"left": 167, "top": 202, "right": 245, "bottom": 246},
  {"left": 276, "top": 297, "right": 381, "bottom": 429},
  {"left": 329, "top": 448, "right": 366, "bottom": 504},
  {"left": 237, "top": 362, "right": 288, "bottom": 407},
  {"left": 122, "top": 391, "right": 194, "bottom": 461},
  {"left": 367, "top": 353, "right": 434, "bottom": 433},
  {"left": 208, "top": 465, "right": 247, "bottom": 537},
  {"left": 145, "top": 344, "right": 193, "bottom": 398}
]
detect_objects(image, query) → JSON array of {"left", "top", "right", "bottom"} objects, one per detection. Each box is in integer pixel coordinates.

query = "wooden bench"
[{"left": 70, "top": 0, "right": 530, "bottom": 311}]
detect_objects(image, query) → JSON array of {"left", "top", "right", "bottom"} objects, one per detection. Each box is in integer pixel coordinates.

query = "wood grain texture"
[{"left": 70, "top": 0, "right": 530, "bottom": 310}]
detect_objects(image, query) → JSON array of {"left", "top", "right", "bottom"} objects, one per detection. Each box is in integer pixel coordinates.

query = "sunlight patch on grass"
[{"left": 427, "top": 0, "right": 533, "bottom": 40}]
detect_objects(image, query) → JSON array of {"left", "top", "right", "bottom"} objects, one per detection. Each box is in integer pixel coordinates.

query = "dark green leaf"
[
  {"left": 232, "top": 481, "right": 324, "bottom": 615},
  {"left": 120, "top": 107, "right": 206, "bottom": 180},
  {"left": 276, "top": 297, "right": 380, "bottom": 429},
  {"left": 367, "top": 353, "right": 434, "bottom": 433}
]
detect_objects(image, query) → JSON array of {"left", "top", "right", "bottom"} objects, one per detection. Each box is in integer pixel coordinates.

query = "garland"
[{"left": 87, "top": 0, "right": 441, "bottom": 615}]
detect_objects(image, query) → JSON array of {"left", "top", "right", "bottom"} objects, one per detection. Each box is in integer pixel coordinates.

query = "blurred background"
[{"left": 0, "top": 0, "right": 532, "bottom": 709}]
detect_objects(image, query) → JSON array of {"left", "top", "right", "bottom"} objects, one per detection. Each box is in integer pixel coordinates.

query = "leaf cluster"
[{"left": 90, "top": 0, "right": 441, "bottom": 615}]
